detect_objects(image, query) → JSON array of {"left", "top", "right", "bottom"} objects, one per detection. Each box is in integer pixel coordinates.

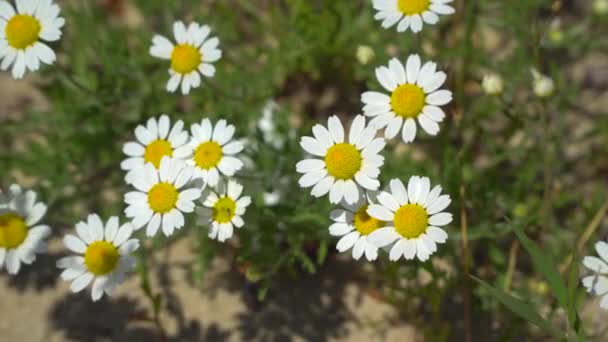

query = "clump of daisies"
[
  {"left": 582, "top": 241, "right": 608, "bottom": 309},
  {"left": 0, "top": 0, "right": 64, "bottom": 79},
  {"left": 361, "top": 55, "right": 452, "bottom": 143},
  {"left": 57, "top": 214, "right": 139, "bottom": 301},
  {"left": 0, "top": 184, "right": 51, "bottom": 274},
  {"left": 150, "top": 20, "right": 222, "bottom": 95},
  {"left": 372, "top": 0, "right": 455, "bottom": 33}
]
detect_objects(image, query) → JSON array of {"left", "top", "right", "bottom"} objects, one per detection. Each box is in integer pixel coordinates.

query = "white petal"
[
  {"left": 367, "top": 204, "right": 394, "bottom": 221},
  {"left": 429, "top": 212, "right": 453, "bottom": 226},
  {"left": 64, "top": 235, "right": 86, "bottom": 253},
  {"left": 336, "top": 231, "right": 359, "bottom": 252},
  {"left": 390, "top": 179, "right": 408, "bottom": 205},
  {"left": 70, "top": 273, "right": 94, "bottom": 293},
  {"left": 406, "top": 54, "right": 421, "bottom": 83},
  {"left": 368, "top": 227, "right": 400, "bottom": 247},
  {"left": 327, "top": 116, "right": 344, "bottom": 143}
]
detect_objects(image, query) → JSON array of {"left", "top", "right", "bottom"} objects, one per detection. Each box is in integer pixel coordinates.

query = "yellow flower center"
[
  {"left": 354, "top": 205, "right": 384, "bottom": 235},
  {"left": 148, "top": 182, "right": 178, "bottom": 214},
  {"left": 394, "top": 204, "right": 429, "bottom": 239},
  {"left": 144, "top": 139, "right": 173, "bottom": 169},
  {"left": 194, "top": 141, "right": 223, "bottom": 170},
  {"left": 324, "top": 143, "right": 362, "bottom": 180},
  {"left": 391, "top": 84, "right": 426, "bottom": 118},
  {"left": 212, "top": 197, "right": 237, "bottom": 224},
  {"left": 0, "top": 213, "right": 27, "bottom": 249},
  {"left": 6, "top": 14, "right": 41, "bottom": 49},
  {"left": 397, "top": 0, "right": 431, "bottom": 15},
  {"left": 171, "top": 44, "right": 202, "bottom": 74},
  {"left": 84, "top": 241, "right": 119, "bottom": 275}
]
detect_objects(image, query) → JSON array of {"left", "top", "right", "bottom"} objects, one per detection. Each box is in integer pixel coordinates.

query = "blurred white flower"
[
  {"left": 257, "top": 100, "right": 284, "bottom": 149},
  {"left": 356, "top": 45, "right": 375, "bottom": 65},
  {"left": 0, "top": 0, "right": 65, "bottom": 79},
  {"left": 594, "top": 0, "right": 608, "bottom": 15},
  {"left": 482, "top": 73, "right": 504, "bottom": 95},
  {"left": 0, "top": 184, "right": 51, "bottom": 274},
  {"left": 150, "top": 21, "right": 222, "bottom": 95},
  {"left": 263, "top": 191, "right": 281, "bottom": 206},
  {"left": 57, "top": 214, "right": 139, "bottom": 301},
  {"left": 582, "top": 241, "right": 608, "bottom": 310},
  {"left": 531, "top": 69, "right": 555, "bottom": 98}
]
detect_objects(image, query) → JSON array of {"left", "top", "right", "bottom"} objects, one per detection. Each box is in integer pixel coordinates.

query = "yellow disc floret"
[
  {"left": 6, "top": 15, "right": 41, "bottom": 49},
  {"left": 144, "top": 140, "right": 173, "bottom": 169},
  {"left": 324, "top": 143, "right": 362, "bottom": 180},
  {"left": 394, "top": 204, "right": 429, "bottom": 238},
  {"left": 171, "top": 44, "right": 202, "bottom": 74},
  {"left": 84, "top": 241, "right": 119, "bottom": 275},
  {"left": 212, "top": 197, "right": 237, "bottom": 223},
  {"left": 194, "top": 141, "right": 223, "bottom": 169},
  {"left": 354, "top": 205, "right": 384, "bottom": 235},
  {"left": 148, "top": 182, "right": 178, "bottom": 214},
  {"left": 398, "top": 0, "right": 431, "bottom": 15},
  {"left": 0, "top": 213, "right": 28, "bottom": 249},
  {"left": 391, "top": 84, "right": 426, "bottom": 118}
]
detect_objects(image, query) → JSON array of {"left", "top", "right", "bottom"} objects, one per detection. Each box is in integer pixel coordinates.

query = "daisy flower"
[
  {"left": 372, "top": 0, "right": 455, "bottom": 33},
  {"left": 296, "top": 115, "right": 385, "bottom": 205},
  {"left": 0, "top": 184, "right": 50, "bottom": 274},
  {"left": 329, "top": 192, "right": 384, "bottom": 261},
  {"left": 367, "top": 176, "right": 451, "bottom": 262},
  {"left": 361, "top": 55, "right": 452, "bottom": 143},
  {"left": 56, "top": 214, "right": 139, "bottom": 301},
  {"left": 124, "top": 156, "right": 201, "bottom": 237},
  {"left": 121, "top": 114, "right": 191, "bottom": 184},
  {"left": 196, "top": 180, "right": 251, "bottom": 242},
  {"left": 150, "top": 20, "right": 222, "bottom": 95},
  {"left": 582, "top": 241, "right": 608, "bottom": 310},
  {"left": 188, "top": 118, "right": 244, "bottom": 188},
  {"left": 0, "top": 0, "right": 64, "bottom": 79}
]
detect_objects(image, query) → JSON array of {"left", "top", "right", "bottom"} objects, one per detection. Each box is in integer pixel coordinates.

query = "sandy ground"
[{"left": 0, "top": 236, "right": 419, "bottom": 342}]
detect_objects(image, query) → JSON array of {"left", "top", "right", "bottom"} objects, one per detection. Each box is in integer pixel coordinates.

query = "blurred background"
[{"left": 1, "top": 0, "right": 608, "bottom": 341}]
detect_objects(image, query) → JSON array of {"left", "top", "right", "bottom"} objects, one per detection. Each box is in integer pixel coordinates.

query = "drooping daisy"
[
  {"left": 150, "top": 20, "right": 222, "bottom": 95},
  {"left": 372, "top": 0, "right": 455, "bottom": 33},
  {"left": 0, "top": 184, "right": 50, "bottom": 274},
  {"left": 121, "top": 114, "right": 191, "bottom": 184},
  {"left": 56, "top": 214, "right": 139, "bottom": 301},
  {"left": 361, "top": 55, "right": 452, "bottom": 143},
  {"left": 329, "top": 192, "right": 384, "bottom": 261},
  {"left": 196, "top": 180, "right": 251, "bottom": 242},
  {"left": 297, "top": 115, "right": 385, "bottom": 205},
  {"left": 367, "top": 176, "right": 451, "bottom": 262},
  {"left": 581, "top": 241, "right": 608, "bottom": 310},
  {"left": 0, "top": 0, "right": 64, "bottom": 79},
  {"left": 188, "top": 118, "right": 244, "bottom": 188},
  {"left": 124, "top": 156, "right": 201, "bottom": 237}
]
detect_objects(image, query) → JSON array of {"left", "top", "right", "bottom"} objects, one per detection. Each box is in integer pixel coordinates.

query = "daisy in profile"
[
  {"left": 372, "top": 0, "right": 455, "bottom": 33},
  {"left": 121, "top": 114, "right": 191, "bottom": 184},
  {"left": 188, "top": 118, "right": 244, "bottom": 188},
  {"left": 296, "top": 115, "right": 385, "bottom": 205},
  {"left": 329, "top": 192, "right": 384, "bottom": 261},
  {"left": 56, "top": 214, "right": 139, "bottom": 301},
  {"left": 196, "top": 180, "right": 251, "bottom": 242},
  {"left": 124, "top": 156, "right": 201, "bottom": 237},
  {"left": 361, "top": 55, "right": 452, "bottom": 143},
  {"left": 367, "top": 176, "right": 451, "bottom": 262},
  {"left": 150, "top": 21, "right": 222, "bottom": 95},
  {"left": 0, "top": 0, "right": 64, "bottom": 79},
  {"left": 581, "top": 241, "right": 608, "bottom": 309},
  {"left": 0, "top": 184, "right": 51, "bottom": 274}
]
